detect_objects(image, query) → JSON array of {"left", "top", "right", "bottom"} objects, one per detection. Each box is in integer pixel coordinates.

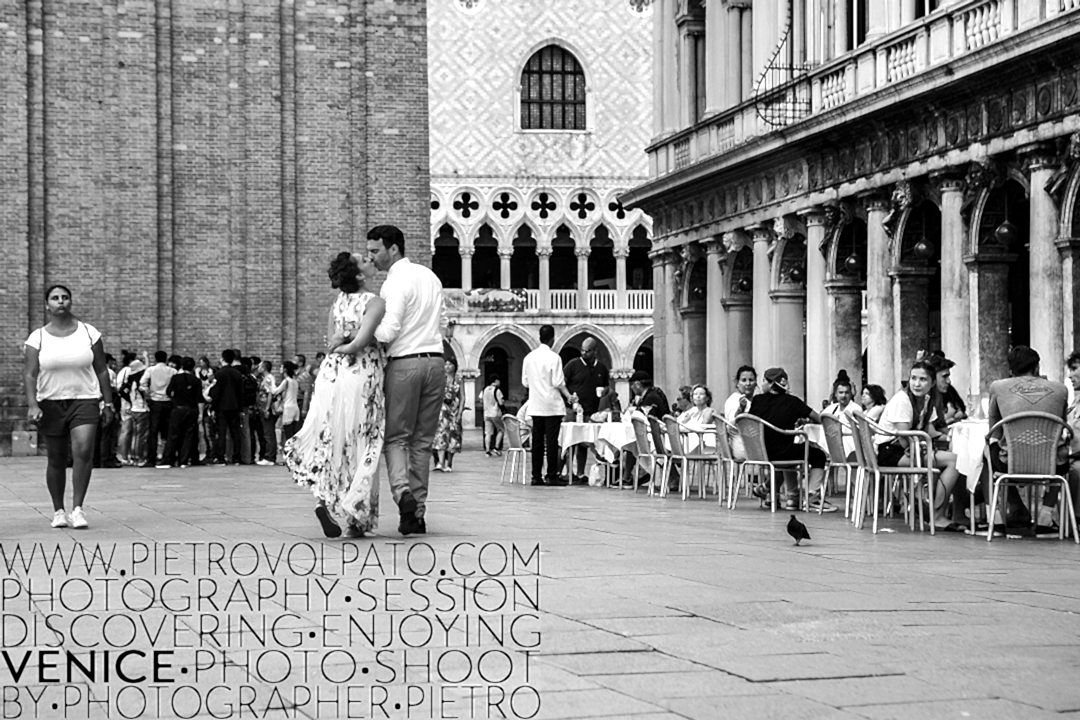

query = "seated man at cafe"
[
  {"left": 627, "top": 371, "right": 670, "bottom": 419},
  {"left": 748, "top": 367, "right": 836, "bottom": 513},
  {"left": 1064, "top": 351, "right": 1080, "bottom": 521},
  {"left": 986, "top": 346, "right": 1070, "bottom": 528}
]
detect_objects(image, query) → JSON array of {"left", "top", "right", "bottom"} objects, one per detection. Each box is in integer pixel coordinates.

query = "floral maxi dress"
[{"left": 283, "top": 291, "right": 385, "bottom": 534}]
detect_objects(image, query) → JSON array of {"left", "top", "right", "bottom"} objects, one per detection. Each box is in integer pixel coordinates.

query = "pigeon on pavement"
[{"left": 787, "top": 514, "right": 810, "bottom": 546}]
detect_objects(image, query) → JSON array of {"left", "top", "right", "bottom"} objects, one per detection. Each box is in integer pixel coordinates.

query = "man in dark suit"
[
  {"left": 563, "top": 337, "right": 610, "bottom": 484},
  {"left": 210, "top": 348, "right": 244, "bottom": 464}
]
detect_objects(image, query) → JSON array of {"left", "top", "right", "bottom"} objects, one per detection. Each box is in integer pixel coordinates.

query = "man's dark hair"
[
  {"left": 222, "top": 348, "right": 236, "bottom": 365},
  {"left": 168, "top": 354, "right": 182, "bottom": 367},
  {"left": 121, "top": 350, "right": 136, "bottom": 366},
  {"left": 1067, "top": 351, "right": 1080, "bottom": 369},
  {"left": 283, "top": 361, "right": 298, "bottom": 378},
  {"left": 154, "top": 350, "right": 168, "bottom": 363},
  {"left": 105, "top": 353, "right": 115, "bottom": 364},
  {"left": 539, "top": 324, "right": 555, "bottom": 345},
  {"left": 368, "top": 224, "right": 405, "bottom": 256},
  {"left": 1007, "top": 346, "right": 1040, "bottom": 376},
  {"left": 295, "top": 353, "right": 307, "bottom": 365},
  {"left": 181, "top": 356, "right": 196, "bottom": 372},
  {"left": 239, "top": 357, "right": 253, "bottom": 373}
]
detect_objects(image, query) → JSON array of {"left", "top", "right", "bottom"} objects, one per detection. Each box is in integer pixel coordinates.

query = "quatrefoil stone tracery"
[
  {"left": 492, "top": 192, "right": 519, "bottom": 219},
  {"left": 608, "top": 199, "right": 627, "bottom": 220},
  {"left": 531, "top": 193, "right": 557, "bottom": 219},
  {"left": 453, "top": 192, "right": 480, "bottom": 219},
  {"left": 570, "top": 192, "right": 595, "bottom": 220}
]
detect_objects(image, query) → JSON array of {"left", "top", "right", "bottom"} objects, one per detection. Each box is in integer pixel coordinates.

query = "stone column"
[
  {"left": 967, "top": 251, "right": 1017, "bottom": 396},
  {"left": 537, "top": 246, "right": 551, "bottom": 310},
  {"left": 705, "top": 240, "right": 729, "bottom": 402},
  {"left": 612, "top": 369, "right": 633, "bottom": 417},
  {"left": 1057, "top": 238, "right": 1080, "bottom": 361},
  {"left": 725, "top": 1, "right": 745, "bottom": 108},
  {"left": 890, "top": 268, "right": 935, "bottom": 381},
  {"left": 740, "top": 6, "right": 753, "bottom": 101},
  {"left": 576, "top": 247, "right": 590, "bottom": 311},
  {"left": 704, "top": 0, "right": 725, "bottom": 116},
  {"left": 825, "top": 280, "right": 864, "bottom": 392},
  {"left": 750, "top": 224, "right": 774, "bottom": 373},
  {"left": 864, "top": 195, "right": 895, "bottom": 392},
  {"left": 800, "top": 207, "right": 829, "bottom": 407},
  {"left": 657, "top": 0, "right": 679, "bottom": 136},
  {"left": 834, "top": 0, "right": 849, "bottom": 55},
  {"left": 498, "top": 248, "right": 513, "bottom": 290},
  {"left": 615, "top": 247, "right": 628, "bottom": 309},
  {"left": 1025, "top": 147, "right": 1065, "bottom": 382},
  {"left": 664, "top": 253, "right": 685, "bottom": 392},
  {"left": 650, "top": 249, "right": 669, "bottom": 388},
  {"left": 772, "top": 292, "right": 807, "bottom": 399},
  {"left": 934, "top": 173, "right": 971, "bottom": 403},
  {"left": 460, "top": 247, "right": 474, "bottom": 290}
]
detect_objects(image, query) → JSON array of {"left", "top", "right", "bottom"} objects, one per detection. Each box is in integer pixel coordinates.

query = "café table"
[{"left": 950, "top": 419, "right": 990, "bottom": 492}]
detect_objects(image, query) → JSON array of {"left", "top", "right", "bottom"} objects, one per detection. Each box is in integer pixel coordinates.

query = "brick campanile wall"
[{"left": 0, "top": 0, "right": 430, "bottom": 454}]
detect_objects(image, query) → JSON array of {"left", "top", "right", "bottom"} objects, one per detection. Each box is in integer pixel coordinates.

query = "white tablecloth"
[
  {"left": 594, "top": 422, "right": 636, "bottom": 462},
  {"left": 557, "top": 422, "right": 602, "bottom": 452},
  {"left": 951, "top": 420, "right": 989, "bottom": 491}
]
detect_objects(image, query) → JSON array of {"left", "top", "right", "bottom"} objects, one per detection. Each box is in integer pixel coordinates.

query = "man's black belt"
[{"left": 390, "top": 352, "right": 441, "bottom": 360}]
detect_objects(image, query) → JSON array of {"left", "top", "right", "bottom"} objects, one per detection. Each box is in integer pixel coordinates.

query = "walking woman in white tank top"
[{"left": 23, "top": 284, "right": 114, "bottom": 530}]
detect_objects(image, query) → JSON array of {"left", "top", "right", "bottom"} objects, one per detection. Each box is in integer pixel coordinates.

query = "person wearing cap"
[
  {"left": 986, "top": 346, "right": 1070, "bottom": 527},
  {"left": 748, "top": 367, "right": 837, "bottom": 513},
  {"left": 628, "top": 370, "right": 670, "bottom": 419}
]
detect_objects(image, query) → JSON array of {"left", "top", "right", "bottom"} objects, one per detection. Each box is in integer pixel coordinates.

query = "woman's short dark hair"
[
  {"left": 735, "top": 365, "right": 756, "bottom": 381},
  {"left": 1068, "top": 352, "right": 1080, "bottom": 369},
  {"left": 691, "top": 383, "right": 713, "bottom": 406},
  {"left": 909, "top": 360, "right": 936, "bottom": 378},
  {"left": 328, "top": 252, "right": 361, "bottom": 293},
  {"left": 45, "top": 284, "right": 72, "bottom": 300},
  {"left": 863, "top": 384, "right": 887, "bottom": 406},
  {"left": 283, "top": 361, "right": 297, "bottom": 378}
]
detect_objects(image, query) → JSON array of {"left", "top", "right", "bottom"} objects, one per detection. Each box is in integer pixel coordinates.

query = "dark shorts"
[
  {"left": 38, "top": 399, "right": 100, "bottom": 437},
  {"left": 877, "top": 441, "right": 907, "bottom": 468}
]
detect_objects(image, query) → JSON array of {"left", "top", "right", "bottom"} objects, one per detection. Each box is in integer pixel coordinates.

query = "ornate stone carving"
[
  {"left": 721, "top": 230, "right": 748, "bottom": 254},
  {"left": 882, "top": 180, "right": 921, "bottom": 237},
  {"left": 1046, "top": 132, "right": 1080, "bottom": 203},
  {"left": 961, "top": 160, "right": 1002, "bottom": 217}
]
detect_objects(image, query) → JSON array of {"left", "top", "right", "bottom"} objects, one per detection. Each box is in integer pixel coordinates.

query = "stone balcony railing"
[
  {"left": 443, "top": 288, "right": 654, "bottom": 315},
  {"left": 650, "top": 0, "right": 1077, "bottom": 177}
]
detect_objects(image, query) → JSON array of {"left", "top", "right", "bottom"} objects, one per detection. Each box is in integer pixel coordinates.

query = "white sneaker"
[
  {"left": 155, "top": 464, "right": 172, "bottom": 469},
  {"left": 51, "top": 510, "right": 68, "bottom": 529},
  {"left": 254, "top": 458, "right": 271, "bottom": 466},
  {"left": 69, "top": 507, "right": 88, "bottom": 530}
]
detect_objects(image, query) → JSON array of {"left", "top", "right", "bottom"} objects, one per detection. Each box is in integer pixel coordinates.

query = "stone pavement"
[{"left": 2, "top": 438, "right": 1080, "bottom": 720}]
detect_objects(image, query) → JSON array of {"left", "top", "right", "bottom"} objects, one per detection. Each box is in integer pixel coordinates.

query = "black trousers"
[
  {"left": 214, "top": 410, "right": 242, "bottom": 463},
  {"left": 146, "top": 400, "right": 172, "bottom": 462},
  {"left": 531, "top": 415, "right": 563, "bottom": 483},
  {"left": 161, "top": 406, "right": 199, "bottom": 465}
]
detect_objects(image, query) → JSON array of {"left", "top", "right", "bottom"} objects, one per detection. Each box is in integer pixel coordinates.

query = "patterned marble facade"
[
  {"left": 429, "top": 0, "right": 656, "bottom": 422},
  {"left": 625, "top": 0, "right": 1080, "bottom": 409}
]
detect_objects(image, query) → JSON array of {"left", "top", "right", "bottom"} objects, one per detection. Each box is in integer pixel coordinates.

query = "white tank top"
[{"left": 25, "top": 322, "right": 102, "bottom": 401}]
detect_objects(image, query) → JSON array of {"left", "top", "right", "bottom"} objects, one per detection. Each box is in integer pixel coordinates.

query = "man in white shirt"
[
  {"left": 369, "top": 224, "right": 446, "bottom": 536},
  {"left": 522, "top": 324, "right": 572, "bottom": 486},
  {"left": 140, "top": 350, "right": 176, "bottom": 467}
]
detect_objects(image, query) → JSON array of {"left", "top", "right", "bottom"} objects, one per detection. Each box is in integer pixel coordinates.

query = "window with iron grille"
[{"left": 521, "top": 45, "right": 586, "bottom": 130}]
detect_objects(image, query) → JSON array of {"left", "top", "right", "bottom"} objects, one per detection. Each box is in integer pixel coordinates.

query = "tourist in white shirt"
[
  {"left": 139, "top": 350, "right": 176, "bottom": 467},
  {"left": 23, "top": 284, "right": 114, "bottom": 530},
  {"left": 723, "top": 365, "right": 757, "bottom": 461},
  {"left": 522, "top": 324, "right": 572, "bottom": 486},
  {"left": 367, "top": 224, "right": 446, "bottom": 536},
  {"left": 822, "top": 370, "right": 858, "bottom": 459}
]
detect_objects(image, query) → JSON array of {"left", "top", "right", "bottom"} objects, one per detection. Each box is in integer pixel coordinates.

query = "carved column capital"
[
  {"left": 497, "top": 248, "right": 514, "bottom": 260},
  {"left": 931, "top": 171, "right": 965, "bottom": 195},
  {"left": 797, "top": 206, "right": 828, "bottom": 227},
  {"left": 536, "top": 246, "right": 552, "bottom": 259},
  {"left": 459, "top": 247, "right": 475, "bottom": 258}
]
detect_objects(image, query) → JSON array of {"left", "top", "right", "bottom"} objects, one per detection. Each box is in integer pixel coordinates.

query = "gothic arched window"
[{"left": 521, "top": 45, "right": 586, "bottom": 130}]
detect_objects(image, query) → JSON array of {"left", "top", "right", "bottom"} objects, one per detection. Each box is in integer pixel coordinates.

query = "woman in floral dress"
[
  {"left": 283, "top": 252, "right": 385, "bottom": 538},
  {"left": 433, "top": 358, "right": 463, "bottom": 472}
]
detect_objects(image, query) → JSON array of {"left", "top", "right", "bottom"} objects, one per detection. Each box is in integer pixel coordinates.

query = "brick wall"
[{"left": 0, "top": 0, "right": 430, "bottom": 454}]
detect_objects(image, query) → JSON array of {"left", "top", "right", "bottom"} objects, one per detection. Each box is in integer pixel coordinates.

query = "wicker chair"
[
  {"left": 630, "top": 414, "right": 662, "bottom": 494},
  {"left": 851, "top": 414, "right": 938, "bottom": 534},
  {"left": 820, "top": 414, "right": 858, "bottom": 518},
  {"left": 981, "top": 411, "right": 1078, "bottom": 543},
  {"left": 662, "top": 415, "right": 719, "bottom": 500},
  {"left": 733, "top": 414, "right": 808, "bottom": 512},
  {"left": 713, "top": 416, "right": 741, "bottom": 508},
  {"left": 500, "top": 414, "right": 528, "bottom": 485}
]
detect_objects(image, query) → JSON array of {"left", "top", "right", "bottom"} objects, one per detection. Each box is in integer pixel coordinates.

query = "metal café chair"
[
  {"left": 820, "top": 414, "right": 859, "bottom": 519},
  {"left": 851, "top": 414, "right": 938, "bottom": 534},
  {"left": 981, "top": 411, "right": 1078, "bottom": 543},
  {"left": 662, "top": 415, "right": 719, "bottom": 500},
  {"left": 630, "top": 414, "right": 662, "bottom": 494},
  {"left": 733, "top": 414, "right": 809, "bottom": 512},
  {"left": 647, "top": 416, "right": 675, "bottom": 497},
  {"left": 713, "top": 416, "right": 741, "bottom": 508},
  {"left": 499, "top": 414, "right": 528, "bottom": 485}
]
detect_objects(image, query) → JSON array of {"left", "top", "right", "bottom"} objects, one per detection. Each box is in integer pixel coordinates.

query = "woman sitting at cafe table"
[{"left": 875, "top": 359, "right": 963, "bottom": 533}]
